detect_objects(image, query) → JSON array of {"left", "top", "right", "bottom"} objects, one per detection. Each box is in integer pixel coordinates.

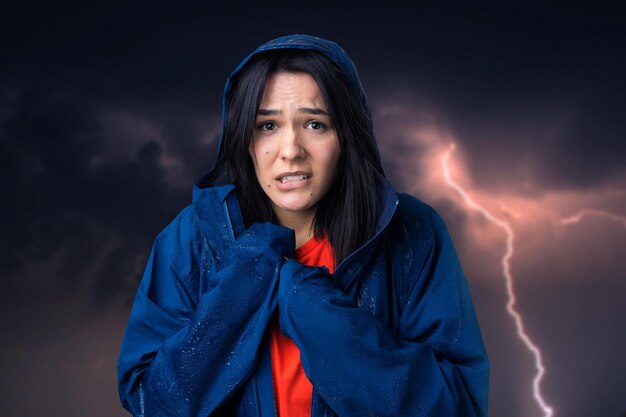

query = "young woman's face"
[{"left": 249, "top": 71, "right": 341, "bottom": 224}]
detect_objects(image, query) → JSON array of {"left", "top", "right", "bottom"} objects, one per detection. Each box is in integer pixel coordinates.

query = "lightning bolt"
[
  {"left": 560, "top": 209, "right": 626, "bottom": 229},
  {"left": 442, "top": 143, "right": 554, "bottom": 417}
]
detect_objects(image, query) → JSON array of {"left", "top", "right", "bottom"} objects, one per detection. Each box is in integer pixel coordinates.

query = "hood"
[{"left": 196, "top": 34, "right": 380, "bottom": 187}]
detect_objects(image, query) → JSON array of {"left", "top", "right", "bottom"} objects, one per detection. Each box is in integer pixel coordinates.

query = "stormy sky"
[{"left": 1, "top": 3, "right": 625, "bottom": 417}]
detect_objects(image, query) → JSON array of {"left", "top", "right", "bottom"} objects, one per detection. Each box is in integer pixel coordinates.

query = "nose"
[{"left": 279, "top": 127, "right": 305, "bottom": 161}]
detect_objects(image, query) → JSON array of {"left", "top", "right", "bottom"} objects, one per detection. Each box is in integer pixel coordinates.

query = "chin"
[
  {"left": 281, "top": 203, "right": 315, "bottom": 213},
  {"left": 274, "top": 198, "right": 317, "bottom": 214}
]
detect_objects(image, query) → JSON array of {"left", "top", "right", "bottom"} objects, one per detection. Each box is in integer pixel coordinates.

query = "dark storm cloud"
[
  {"left": 436, "top": 87, "right": 626, "bottom": 194},
  {"left": 360, "top": 7, "right": 626, "bottom": 194},
  {"left": 0, "top": 89, "right": 190, "bottom": 307},
  {"left": 373, "top": 84, "right": 626, "bottom": 195},
  {"left": 1, "top": 90, "right": 102, "bottom": 269}
]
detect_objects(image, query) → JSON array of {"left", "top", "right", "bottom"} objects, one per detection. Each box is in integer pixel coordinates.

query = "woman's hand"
[
  {"left": 277, "top": 260, "right": 336, "bottom": 339},
  {"left": 216, "top": 222, "right": 295, "bottom": 302}
]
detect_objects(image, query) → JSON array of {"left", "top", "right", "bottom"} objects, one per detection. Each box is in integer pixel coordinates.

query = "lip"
[
  {"left": 275, "top": 171, "right": 312, "bottom": 191},
  {"left": 275, "top": 171, "right": 311, "bottom": 180}
]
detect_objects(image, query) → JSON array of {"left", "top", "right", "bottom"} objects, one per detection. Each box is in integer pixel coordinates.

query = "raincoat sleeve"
[
  {"left": 118, "top": 208, "right": 294, "bottom": 417},
  {"left": 277, "top": 204, "right": 489, "bottom": 417}
]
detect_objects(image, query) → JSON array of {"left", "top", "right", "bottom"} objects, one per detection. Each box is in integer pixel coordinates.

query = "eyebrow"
[{"left": 257, "top": 107, "right": 330, "bottom": 116}]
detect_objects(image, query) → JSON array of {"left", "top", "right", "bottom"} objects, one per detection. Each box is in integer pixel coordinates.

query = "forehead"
[{"left": 260, "top": 72, "right": 326, "bottom": 106}]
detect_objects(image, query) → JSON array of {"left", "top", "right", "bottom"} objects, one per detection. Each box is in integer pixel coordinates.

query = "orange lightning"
[
  {"left": 442, "top": 143, "right": 554, "bottom": 417},
  {"left": 560, "top": 209, "right": 626, "bottom": 229}
]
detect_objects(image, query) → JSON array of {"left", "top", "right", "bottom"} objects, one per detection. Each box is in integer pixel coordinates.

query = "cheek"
[
  {"left": 321, "top": 144, "right": 341, "bottom": 176},
  {"left": 248, "top": 142, "right": 263, "bottom": 176},
  {"left": 249, "top": 141, "right": 275, "bottom": 189}
]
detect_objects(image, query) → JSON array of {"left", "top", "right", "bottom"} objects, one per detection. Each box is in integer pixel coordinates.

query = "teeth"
[{"left": 280, "top": 175, "right": 309, "bottom": 183}]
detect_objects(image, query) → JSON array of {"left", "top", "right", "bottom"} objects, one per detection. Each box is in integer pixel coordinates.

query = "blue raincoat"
[{"left": 118, "top": 34, "right": 489, "bottom": 416}]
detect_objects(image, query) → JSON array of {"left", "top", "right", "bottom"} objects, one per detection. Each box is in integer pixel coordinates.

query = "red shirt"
[{"left": 270, "top": 234, "right": 335, "bottom": 417}]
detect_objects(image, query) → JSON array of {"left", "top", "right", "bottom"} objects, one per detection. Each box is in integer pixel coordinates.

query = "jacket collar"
[
  {"left": 192, "top": 183, "right": 245, "bottom": 248},
  {"left": 192, "top": 175, "right": 398, "bottom": 291},
  {"left": 332, "top": 175, "right": 398, "bottom": 291}
]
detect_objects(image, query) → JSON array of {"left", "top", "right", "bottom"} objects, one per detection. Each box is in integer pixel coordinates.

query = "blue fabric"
[{"left": 118, "top": 34, "right": 489, "bottom": 416}]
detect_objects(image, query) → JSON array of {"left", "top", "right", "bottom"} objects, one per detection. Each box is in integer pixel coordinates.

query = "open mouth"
[{"left": 278, "top": 174, "right": 311, "bottom": 183}]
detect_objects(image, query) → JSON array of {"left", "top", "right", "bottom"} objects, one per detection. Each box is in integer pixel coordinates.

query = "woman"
[{"left": 118, "top": 34, "right": 489, "bottom": 417}]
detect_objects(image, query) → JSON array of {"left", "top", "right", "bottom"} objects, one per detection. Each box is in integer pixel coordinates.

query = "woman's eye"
[
  {"left": 258, "top": 122, "right": 276, "bottom": 131},
  {"left": 307, "top": 121, "right": 325, "bottom": 130}
]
